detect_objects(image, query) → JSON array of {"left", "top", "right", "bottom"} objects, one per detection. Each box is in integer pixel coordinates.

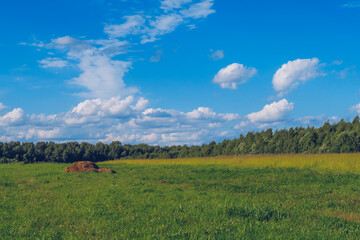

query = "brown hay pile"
[
  {"left": 65, "top": 161, "right": 116, "bottom": 173},
  {"left": 97, "top": 168, "right": 116, "bottom": 173}
]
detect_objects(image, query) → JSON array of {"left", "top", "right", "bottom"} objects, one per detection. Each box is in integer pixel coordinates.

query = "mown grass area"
[{"left": 1, "top": 154, "right": 360, "bottom": 239}]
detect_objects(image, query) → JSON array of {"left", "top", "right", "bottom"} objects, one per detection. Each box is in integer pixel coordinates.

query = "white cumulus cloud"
[
  {"left": 38, "top": 36, "right": 134, "bottom": 98},
  {"left": 65, "top": 96, "right": 148, "bottom": 125},
  {"left": 26, "top": 128, "right": 61, "bottom": 140},
  {"left": 71, "top": 55, "right": 134, "bottom": 98},
  {"left": 186, "top": 107, "right": 216, "bottom": 119},
  {"left": 0, "top": 108, "right": 25, "bottom": 126},
  {"left": 213, "top": 63, "right": 257, "bottom": 89},
  {"left": 272, "top": 58, "right": 322, "bottom": 95},
  {"left": 247, "top": 99, "right": 294, "bottom": 123}
]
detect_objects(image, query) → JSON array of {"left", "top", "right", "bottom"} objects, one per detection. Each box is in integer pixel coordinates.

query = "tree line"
[{"left": 1, "top": 117, "right": 360, "bottom": 164}]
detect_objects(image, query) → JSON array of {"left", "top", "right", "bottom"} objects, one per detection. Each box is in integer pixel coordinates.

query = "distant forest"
[{"left": 1, "top": 117, "right": 360, "bottom": 163}]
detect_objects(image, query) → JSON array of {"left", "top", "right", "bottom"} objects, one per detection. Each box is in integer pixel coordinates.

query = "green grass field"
[{"left": 1, "top": 154, "right": 360, "bottom": 239}]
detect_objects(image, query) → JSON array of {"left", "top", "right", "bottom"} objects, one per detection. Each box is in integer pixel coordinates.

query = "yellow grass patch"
[
  {"left": 331, "top": 211, "right": 360, "bottom": 223},
  {"left": 101, "top": 153, "right": 360, "bottom": 174}
]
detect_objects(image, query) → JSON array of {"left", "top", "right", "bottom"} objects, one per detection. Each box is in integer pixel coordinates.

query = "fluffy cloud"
[
  {"left": 210, "top": 50, "right": 224, "bottom": 60},
  {"left": 26, "top": 128, "right": 61, "bottom": 140},
  {"left": 186, "top": 107, "right": 216, "bottom": 119},
  {"left": 71, "top": 55, "right": 134, "bottom": 98},
  {"left": 38, "top": 57, "right": 68, "bottom": 68},
  {"left": 141, "top": 133, "right": 160, "bottom": 143},
  {"left": 272, "top": 58, "right": 322, "bottom": 95},
  {"left": 37, "top": 36, "right": 134, "bottom": 98},
  {"left": 213, "top": 63, "right": 257, "bottom": 89},
  {"left": 0, "top": 108, "right": 25, "bottom": 126},
  {"left": 65, "top": 96, "right": 148, "bottom": 125},
  {"left": 247, "top": 99, "right": 294, "bottom": 123},
  {"left": 143, "top": 108, "right": 173, "bottom": 118},
  {"left": 70, "top": 96, "right": 134, "bottom": 116},
  {"left": 234, "top": 99, "right": 296, "bottom": 131},
  {"left": 134, "top": 98, "right": 150, "bottom": 111}
]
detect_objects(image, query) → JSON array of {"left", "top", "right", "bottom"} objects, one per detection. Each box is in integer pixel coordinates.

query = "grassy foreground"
[{"left": 1, "top": 154, "right": 360, "bottom": 239}]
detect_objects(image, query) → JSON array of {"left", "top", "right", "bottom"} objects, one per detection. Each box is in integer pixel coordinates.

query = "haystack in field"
[{"left": 65, "top": 161, "right": 116, "bottom": 173}]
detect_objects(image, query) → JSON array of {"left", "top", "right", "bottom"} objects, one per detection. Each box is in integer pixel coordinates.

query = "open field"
[
  {"left": 1, "top": 154, "right": 360, "bottom": 239},
  {"left": 106, "top": 153, "right": 360, "bottom": 174}
]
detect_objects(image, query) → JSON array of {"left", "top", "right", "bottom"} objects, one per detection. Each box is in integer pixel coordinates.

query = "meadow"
[{"left": 1, "top": 153, "right": 360, "bottom": 239}]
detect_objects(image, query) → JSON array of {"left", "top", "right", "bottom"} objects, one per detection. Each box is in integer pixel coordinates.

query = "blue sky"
[{"left": 0, "top": 0, "right": 359, "bottom": 145}]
